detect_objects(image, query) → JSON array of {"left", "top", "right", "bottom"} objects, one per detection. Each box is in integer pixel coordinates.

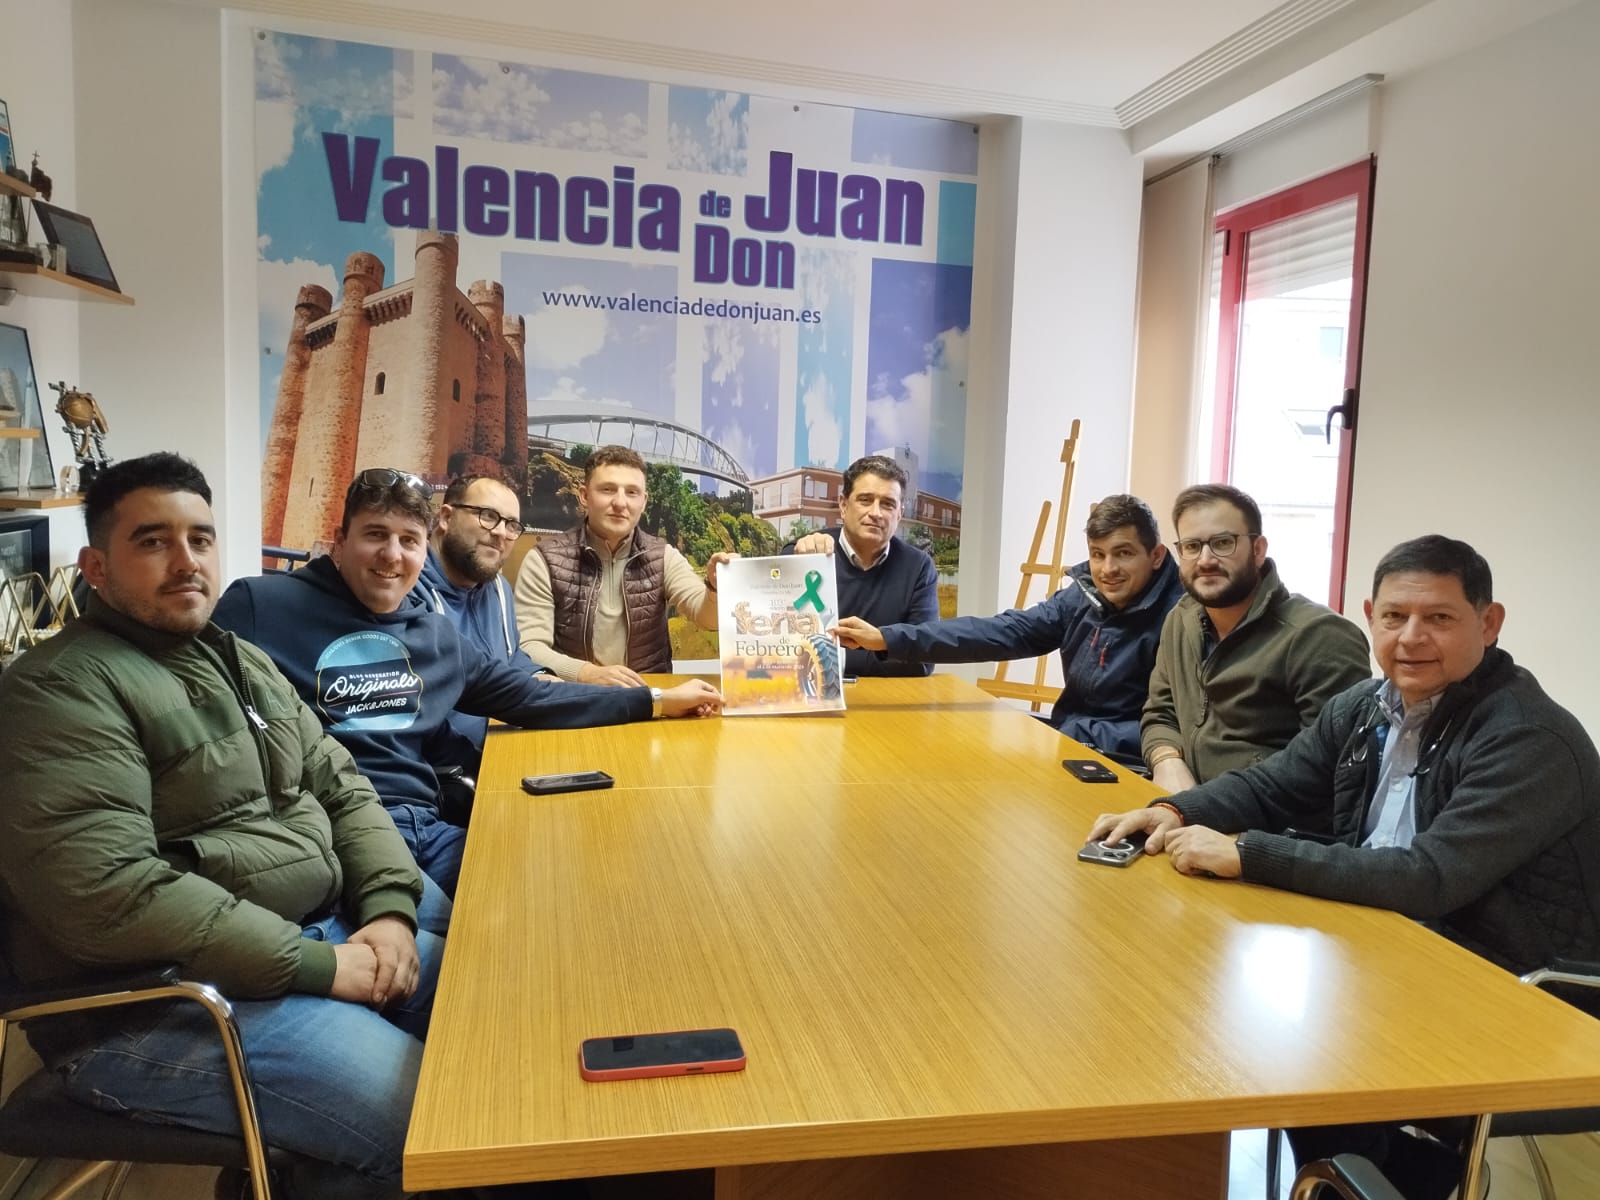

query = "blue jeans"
[
  {"left": 57, "top": 912, "right": 444, "bottom": 1200},
  {"left": 389, "top": 802, "right": 468, "bottom": 904}
]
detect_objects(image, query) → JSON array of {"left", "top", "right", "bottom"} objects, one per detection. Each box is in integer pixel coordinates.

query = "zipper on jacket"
[{"left": 198, "top": 632, "right": 274, "bottom": 785}]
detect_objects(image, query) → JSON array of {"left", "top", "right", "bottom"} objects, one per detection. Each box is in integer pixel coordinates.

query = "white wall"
[
  {"left": 0, "top": 0, "right": 83, "bottom": 568},
  {"left": 1347, "top": 0, "right": 1600, "bottom": 732}
]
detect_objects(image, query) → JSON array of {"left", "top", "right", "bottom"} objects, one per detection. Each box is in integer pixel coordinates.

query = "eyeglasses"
[
  {"left": 1173, "top": 532, "right": 1254, "bottom": 561},
  {"left": 348, "top": 467, "right": 432, "bottom": 503},
  {"left": 451, "top": 502, "right": 525, "bottom": 538}
]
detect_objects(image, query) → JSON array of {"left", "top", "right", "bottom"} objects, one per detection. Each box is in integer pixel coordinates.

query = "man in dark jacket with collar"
[
  {"left": 1140, "top": 483, "right": 1371, "bottom": 790},
  {"left": 784, "top": 454, "right": 939, "bottom": 678},
  {"left": 214, "top": 467, "right": 722, "bottom": 902},
  {"left": 829, "top": 494, "right": 1182, "bottom": 766},
  {"left": 1091, "top": 534, "right": 1600, "bottom": 1200},
  {"left": 0, "top": 453, "right": 439, "bottom": 1199}
]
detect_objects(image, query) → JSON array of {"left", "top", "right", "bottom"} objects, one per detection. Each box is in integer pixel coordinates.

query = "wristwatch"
[{"left": 650, "top": 686, "right": 664, "bottom": 718}]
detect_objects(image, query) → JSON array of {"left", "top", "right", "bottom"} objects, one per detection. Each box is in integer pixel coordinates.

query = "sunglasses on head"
[{"left": 348, "top": 467, "right": 432, "bottom": 502}]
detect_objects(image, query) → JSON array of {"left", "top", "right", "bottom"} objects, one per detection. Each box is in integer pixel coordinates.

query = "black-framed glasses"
[
  {"left": 348, "top": 467, "right": 431, "bottom": 503},
  {"left": 1173, "top": 532, "right": 1254, "bottom": 561},
  {"left": 451, "top": 502, "right": 525, "bottom": 537}
]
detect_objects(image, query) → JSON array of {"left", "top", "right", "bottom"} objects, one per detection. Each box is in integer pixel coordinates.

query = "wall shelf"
[
  {"left": 0, "top": 428, "right": 41, "bottom": 439},
  {"left": 0, "top": 263, "right": 133, "bottom": 304},
  {"left": 0, "top": 490, "right": 81, "bottom": 510},
  {"left": 0, "top": 174, "right": 38, "bottom": 200}
]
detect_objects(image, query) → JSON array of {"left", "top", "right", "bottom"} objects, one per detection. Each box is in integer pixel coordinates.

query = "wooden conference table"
[{"left": 406, "top": 675, "right": 1600, "bottom": 1197}]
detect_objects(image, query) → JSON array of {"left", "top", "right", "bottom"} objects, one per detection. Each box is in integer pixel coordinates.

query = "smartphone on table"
[
  {"left": 579, "top": 1028, "right": 746, "bottom": 1081},
  {"left": 1062, "top": 758, "right": 1119, "bottom": 783},
  {"left": 1077, "top": 831, "right": 1148, "bottom": 868},
  {"left": 521, "top": 770, "right": 614, "bottom": 796}
]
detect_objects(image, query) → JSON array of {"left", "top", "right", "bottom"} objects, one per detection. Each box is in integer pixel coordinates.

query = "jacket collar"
[
  {"left": 1068, "top": 551, "right": 1181, "bottom": 618},
  {"left": 81, "top": 590, "right": 226, "bottom": 657}
]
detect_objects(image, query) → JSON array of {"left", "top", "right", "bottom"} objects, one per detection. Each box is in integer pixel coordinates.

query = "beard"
[
  {"left": 1182, "top": 561, "right": 1260, "bottom": 609},
  {"left": 440, "top": 526, "right": 502, "bottom": 585}
]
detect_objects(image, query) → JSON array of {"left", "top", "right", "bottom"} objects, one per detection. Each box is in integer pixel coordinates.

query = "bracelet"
[
  {"left": 1147, "top": 746, "right": 1185, "bottom": 767},
  {"left": 1151, "top": 801, "right": 1185, "bottom": 825}
]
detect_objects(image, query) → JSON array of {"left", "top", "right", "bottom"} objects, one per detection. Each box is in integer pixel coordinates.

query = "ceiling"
[{"left": 180, "top": 0, "right": 1582, "bottom": 171}]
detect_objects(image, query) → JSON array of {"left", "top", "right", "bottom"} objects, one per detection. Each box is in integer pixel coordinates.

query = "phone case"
[
  {"left": 522, "top": 771, "right": 615, "bottom": 795},
  {"left": 1077, "top": 834, "right": 1147, "bottom": 867},
  {"left": 579, "top": 1032, "right": 747, "bottom": 1082},
  {"left": 1062, "top": 759, "right": 1119, "bottom": 783}
]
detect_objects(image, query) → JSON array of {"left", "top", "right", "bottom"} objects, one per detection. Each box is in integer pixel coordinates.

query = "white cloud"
[
  {"left": 256, "top": 101, "right": 295, "bottom": 180},
  {"left": 711, "top": 418, "right": 757, "bottom": 478},
  {"left": 865, "top": 326, "right": 969, "bottom": 476},
  {"left": 534, "top": 376, "right": 633, "bottom": 411},
  {"left": 435, "top": 60, "right": 552, "bottom": 140},
  {"left": 668, "top": 92, "right": 748, "bottom": 175},
  {"left": 257, "top": 256, "right": 340, "bottom": 390},
  {"left": 526, "top": 291, "right": 610, "bottom": 371},
  {"left": 702, "top": 320, "right": 745, "bottom": 387},
  {"left": 254, "top": 34, "right": 294, "bottom": 101},
  {"left": 801, "top": 371, "right": 843, "bottom": 466}
]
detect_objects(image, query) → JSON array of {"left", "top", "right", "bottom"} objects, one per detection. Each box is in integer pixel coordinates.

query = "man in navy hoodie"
[
  {"left": 783, "top": 454, "right": 939, "bottom": 678},
  {"left": 415, "top": 473, "right": 540, "bottom": 779},
  {"left": 830, "top": 495, "right": 1182, "bottom": 767},
  {"left": 214, "top": 468, "right": 722, "bottom": 902}
]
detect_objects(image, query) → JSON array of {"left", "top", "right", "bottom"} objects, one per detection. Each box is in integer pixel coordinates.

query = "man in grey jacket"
[
  {"left": 1091, "top": 534, "right": 1600, "bottom": 1199},
  {"left": 0, "top": 453, "right": 441, "bottom": 1200}
]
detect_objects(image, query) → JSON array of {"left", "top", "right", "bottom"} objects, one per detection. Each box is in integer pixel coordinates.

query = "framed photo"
[
  {"left": 0, "top": 99, "right": 13, "bottom": 173},
  {"left": 31, "top": 201, "right": 120, "bottom": 293},
  {"left": 0, "top": 322, "right": 55, "bottom": 492},
  {"left": 0, "top": 513, "right": 47, "bottom": 583}
]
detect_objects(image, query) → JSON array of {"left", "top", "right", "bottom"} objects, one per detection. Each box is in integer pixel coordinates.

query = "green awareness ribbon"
[{"left": 793, "top": 570, "right": 826, "bottom": 613}]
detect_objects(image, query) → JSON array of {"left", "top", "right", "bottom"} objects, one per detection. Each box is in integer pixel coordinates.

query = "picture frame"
[
  {"left": 0, "top": 513, "right": 48, "bottom": 585},
  {"left": 0, "top": 322, "right": 56, "bottom": 492},
  {"left": 0, "top": 99, "right": 13, "bottom": 173},
  {"left": 31, "top": 201, "right": 120, "bottom": 293}
]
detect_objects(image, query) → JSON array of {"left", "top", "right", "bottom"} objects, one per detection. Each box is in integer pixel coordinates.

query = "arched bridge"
[{"left": 527, "top": 412, "right": 750, "bottom": 489}]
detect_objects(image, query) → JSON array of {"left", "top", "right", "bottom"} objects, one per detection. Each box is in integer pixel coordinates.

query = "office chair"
[
  {"left": 1289, "top": 1153, "right": 1405, "bottom": 1200},
  {"left": 0, "top": 956, "right": 282, "bottom": 1200},
  {"left": 1271, "top": 958, "right": 1600, "bottom": 1200}
]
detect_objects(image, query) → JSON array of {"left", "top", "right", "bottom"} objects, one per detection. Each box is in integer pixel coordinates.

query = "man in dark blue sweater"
[
  {"left": 831, "top": 495, "right": 1182, "bottom": 766},
  {"left": 782, "top": 454, "right": 939, "bottom": 678},
  {"left": 214, "top": 468, "right": 722, "bottom": 903}
]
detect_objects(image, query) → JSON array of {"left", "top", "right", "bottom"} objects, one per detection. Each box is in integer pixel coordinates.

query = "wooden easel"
[{"left": 976, "top": 419, "right": 1081, "bottom": 712}]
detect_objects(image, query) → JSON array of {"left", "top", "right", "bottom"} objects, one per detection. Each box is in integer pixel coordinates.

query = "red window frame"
[{"left": 1208, "top": 157, "right": 1377, "bottom": 609}]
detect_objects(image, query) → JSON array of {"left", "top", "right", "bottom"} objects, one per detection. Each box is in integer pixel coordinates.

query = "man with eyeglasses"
[
  {"left": 1090, "top": 534, "right": 1600, "bottom": 1199},
  {"left": 1140, "top": 483, "right": 1370, "bottom": 791},
  {"left": 515, "top": 444, "right": 732, "bottom": 686},
  {"left": 417, "top": 474, "right": 542, "bottom": 778},
  {"left": 785, "top": 454, "right": 939, "bottom": 678},
  {"left": 826, "top": 494, "right": 1183, "bottom": 766},
  {"left": 215, "top": 466, "right": 723, "bottom": 901}
]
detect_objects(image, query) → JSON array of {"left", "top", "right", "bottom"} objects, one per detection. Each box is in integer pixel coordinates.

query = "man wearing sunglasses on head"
[
  {"left": 1090, "top": 535, "right": 1600, "bottom": 1200},
  {"left": 214, "top": 467, "right": 723, "bottom": 902},
  {"left": 416, "top": 473, "right": 543, "bottom": 780},
  {"left": 1139, "top": 483, "right": 1371, "bottom": 792}
]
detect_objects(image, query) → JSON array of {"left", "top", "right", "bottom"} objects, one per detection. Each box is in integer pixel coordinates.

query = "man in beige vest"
[{"left": 516, "top": 445, "right": 734, "bottom": 685}]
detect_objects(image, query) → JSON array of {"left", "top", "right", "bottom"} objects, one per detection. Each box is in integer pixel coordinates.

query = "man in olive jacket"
[
  {"left": 1140, "top": 483, "right": 1371, "bottom": 791},
  {"left": 0, "top": 453, "right": 437, "bottom": 1200}
]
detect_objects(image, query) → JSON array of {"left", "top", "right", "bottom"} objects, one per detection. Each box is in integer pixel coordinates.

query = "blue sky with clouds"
[
  {"left": 433, "top": 56, "right": 647, "bottom": 154},
  {"left": 668, "top": 89, "right": 749, "bottom": 176}
]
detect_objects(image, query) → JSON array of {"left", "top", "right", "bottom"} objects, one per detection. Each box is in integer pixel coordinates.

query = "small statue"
[
  {"left": 50, "top": 381, "right": 112, "bottom": 491},
  {"left": 28, "top": 152, "right": 52, "bottom": 203}
]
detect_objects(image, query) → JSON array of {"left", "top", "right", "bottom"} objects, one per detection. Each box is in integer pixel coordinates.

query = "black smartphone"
[
  {"left": 1077, "top": 831, "right": 1148, "bottom": 867},
  {"left": 1062, "top": 758, "right": 1119, "bottom": 783},
  {"left": 579, "top": 1028, "right": 746, "bottom": 1081},
  {"left": 521, "top": 770, "right": 615, "bottom": 795}
]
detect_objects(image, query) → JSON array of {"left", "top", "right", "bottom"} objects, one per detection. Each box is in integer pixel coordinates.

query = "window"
[
  {"left": 374, "top": 371, "right": 386, "bottom": 395},
  {"left": 452, "top": 379, "right": 461, "bottom": 402}
]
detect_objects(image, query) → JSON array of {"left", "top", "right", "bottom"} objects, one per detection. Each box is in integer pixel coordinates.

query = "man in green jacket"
[
  {"left": 0, "top": 453, "right": 439, "bottom": 1200},
  {"left": 1141, "top": 483, "right": 1372, "bottom": 791}
]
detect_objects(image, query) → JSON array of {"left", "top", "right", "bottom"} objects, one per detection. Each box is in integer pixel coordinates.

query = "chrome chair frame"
[{"left": 0, "top": 970, "right": 273, "bottom": 1200}]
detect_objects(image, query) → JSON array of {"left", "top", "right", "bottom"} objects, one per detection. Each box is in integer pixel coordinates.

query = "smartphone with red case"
[{"left": 579, "top": 1028, "right": 746, "bottom": 1082}]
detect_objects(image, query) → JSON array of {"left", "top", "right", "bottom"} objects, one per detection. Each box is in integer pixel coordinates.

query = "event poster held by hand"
[{"left": 717, "top": 555, "right": 846, "bottom": 716}]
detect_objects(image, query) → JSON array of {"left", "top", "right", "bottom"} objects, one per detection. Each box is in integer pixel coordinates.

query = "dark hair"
[
  {"left": 84, "top": 452, "right": 211, "bottom": 548},
  {"left": 1085, "top": 494, "right": 1160, "bottom": 550},
  {"left": 584, "top": 445, "right": 647, "bottom": 480},
  {"left": 842, "top": 454, "right": 908, "bottom": 497},
  {"left": 1172, "top": 484, "right": 1262, "bottom": 538},
  {"left": 1372, "top": 535, "right": 1494, "bottom": 608},
  {"left": 443, "top": 473, "right": 514, "bottom": 505},
  {"left": 340, "top": 467, "right": 435, "bottom": 533}
]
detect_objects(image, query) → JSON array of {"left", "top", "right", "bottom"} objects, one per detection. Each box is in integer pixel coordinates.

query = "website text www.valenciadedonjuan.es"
[{"left": 540, "top": 290, "right": 822, "bottom": 325}]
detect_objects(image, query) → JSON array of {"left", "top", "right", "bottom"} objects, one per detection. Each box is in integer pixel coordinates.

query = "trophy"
[{"left": 49, "top": 381, "right": 112, "bottom": 492}]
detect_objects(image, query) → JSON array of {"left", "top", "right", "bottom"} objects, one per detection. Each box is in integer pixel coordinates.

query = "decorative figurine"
[
  {"left": 50, "top": 381, "right": 111, "bottom": 491},
  {"left": 28, "top": 152, "right": 52, "bottom": 203}
]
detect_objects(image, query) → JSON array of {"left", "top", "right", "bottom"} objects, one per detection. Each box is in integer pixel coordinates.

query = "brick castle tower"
[{"left": 262, "top": 230, "right": 530, "bottom": 551}]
